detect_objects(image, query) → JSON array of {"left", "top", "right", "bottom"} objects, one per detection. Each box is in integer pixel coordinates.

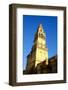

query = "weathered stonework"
[
  {"left": 23, "top": 24, "right": 57, "bottom": 74},
  {"left": 26, "top": 24, "right": 48, "bottom": 71},
  {"left": 23, "top": 55, "right": 57, "bottom": 74}
]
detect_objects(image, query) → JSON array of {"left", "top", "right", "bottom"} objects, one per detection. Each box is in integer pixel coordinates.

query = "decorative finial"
[{"left": 39, "top": 24, "right": 42, "bottom": 28}]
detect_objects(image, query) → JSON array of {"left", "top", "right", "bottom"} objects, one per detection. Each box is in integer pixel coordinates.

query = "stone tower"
[{"left": 26, "top": 24, "right": 48, "bottom": 71}]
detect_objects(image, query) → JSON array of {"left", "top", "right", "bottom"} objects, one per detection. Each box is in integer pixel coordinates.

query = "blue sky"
[{"left": 23, "top": 15, "right": 57, "bottom": 70}]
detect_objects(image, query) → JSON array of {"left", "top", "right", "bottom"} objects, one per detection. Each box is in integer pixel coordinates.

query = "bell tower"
[
  {"left": 34, "top": 24, "right": 48, "bottom": 66},
  {"left": 26, "top": 24, "right": 48, "bottom": 71}
]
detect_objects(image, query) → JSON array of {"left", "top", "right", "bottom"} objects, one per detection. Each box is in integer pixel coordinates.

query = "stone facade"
[
  {"left": 34, "top": 55, "right": 57, "bottom": 74},
  {"left": 23, "top": 24, "right": 57, "bottom": 74},
  {"left": 23, "top": 55, "right": 57, "bottom": 74},
  {"left": 26, "top": 24, "right": 48, "bottom": 72}
]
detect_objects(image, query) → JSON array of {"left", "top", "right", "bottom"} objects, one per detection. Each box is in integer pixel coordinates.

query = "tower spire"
[
  {"left": 39, "top": 24, "right": 43, "bottom": 28},
  {"left": 37, "top": 24, "right": 43, "bottom": 33}
]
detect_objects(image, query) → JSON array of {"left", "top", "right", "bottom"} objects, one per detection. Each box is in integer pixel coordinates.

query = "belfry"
[{"left": 26, "top": 24, "right": 48, "bottom": 71}]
